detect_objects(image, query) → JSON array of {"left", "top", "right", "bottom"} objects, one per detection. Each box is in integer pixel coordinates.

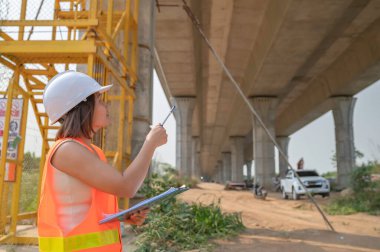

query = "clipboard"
[{"left": 99, "top": 185, "right": 189, "bottom": 224}]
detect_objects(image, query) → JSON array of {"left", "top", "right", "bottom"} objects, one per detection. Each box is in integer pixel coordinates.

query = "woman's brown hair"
[{"left": 55, "top": 94, "right": 96, "bottom": 140}]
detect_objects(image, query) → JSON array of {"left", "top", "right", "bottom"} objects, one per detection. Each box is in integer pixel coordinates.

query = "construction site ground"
[
  {"left": 179, "top": 183, "right": 380, "bottom": 252},
  {"left": 1, "top": 182, "right": 379, "bottom": 252}
]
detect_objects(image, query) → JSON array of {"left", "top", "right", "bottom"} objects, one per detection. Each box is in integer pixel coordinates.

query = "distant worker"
[
  {"left": 272, "top": 175, "right": 281, "bottom": 192},
  {"left": 253, "top": 183, "right": 267, "bottom": 200},
  {"left": 38, "top": 71, "right": 168, "bottom": 251},
  {"left": 297, "top": 158, "right": 304, "bottom": 170}
]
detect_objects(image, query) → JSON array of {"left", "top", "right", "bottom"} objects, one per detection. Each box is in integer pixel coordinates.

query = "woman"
[{"left": 38, "top": 71, "right": 167, "bottom": 251}]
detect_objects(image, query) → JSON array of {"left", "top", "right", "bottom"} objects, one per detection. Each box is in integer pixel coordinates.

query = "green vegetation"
[
  {"left": 325, "top": 161, "right": 380, "bottom": 216},
  {"left": 321, "top": 171, "right": 337, "bottom": 179},
  {"left": 19, "top": 169, "right": 39, "bottom": 212},
  {"left": 133, "top": 167, "right": 245, "bottom": 251},
  {"left": 321, "top": 171, "right": 338, "bottom": 191},
  {"left": 326, "top": 149, "right": 365, "bottom": 192},
  {"left": 330, "top": 149, "right": 364, "bottom": 169},
  {"left": 139, "top": 165, "right": 198, "bottom": 198},
  {"left": 23, "top": 152, "right": 40, "bottom": 170},
  {"left": 20, "top": 152, "right": 40, "bottom": 212},
  {"left": 5, "top": 152, "right": 40, "bottom": 220}
]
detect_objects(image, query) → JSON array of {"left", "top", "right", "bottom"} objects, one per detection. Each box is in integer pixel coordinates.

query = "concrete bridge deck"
[{"left": 154, "top": 0, "right": 380, "bottom": 188}]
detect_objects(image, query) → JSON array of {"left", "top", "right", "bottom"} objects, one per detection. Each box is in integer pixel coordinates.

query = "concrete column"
[
  {"left": 251, "top": 97, "right": 278, "bottom": 190},
  {"left": 191, "top": 136, "right": 200, "bottom": 178},
  {"left": 246, "top": 160, "right": 252, "bottom": 180},
  {"left": 276, "top": 136, "right": 290, "bottom": 177},
  {"left": 230, "top": 136, "right": 245, "bottom": 182},
  {"left": 332, "top": 97, "right": 356, "bottom": 189},
  {"left": 222, "top": 152, "right": 232, "bottom": 182},
  {"left": 214, "top": 166, "right": 219, "bottom": 183},
  {"left": 173, "top": 97, "right": 196, "bottom": 177},
  {"left": 131, "top": 0, "right": 155, "bottom": 160},
  {"left": 216, "top": 160, "right": 223, "bottom": 183}
]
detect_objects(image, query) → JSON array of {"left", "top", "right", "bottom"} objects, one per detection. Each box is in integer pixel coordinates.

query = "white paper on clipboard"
[{"left": 99, "top": 186, "right": 189, "bottom": 224}]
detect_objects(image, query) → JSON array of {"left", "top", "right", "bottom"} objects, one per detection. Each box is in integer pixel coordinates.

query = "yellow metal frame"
[{"left": 0, "top": 0, "right": 139, "bottom": 245}]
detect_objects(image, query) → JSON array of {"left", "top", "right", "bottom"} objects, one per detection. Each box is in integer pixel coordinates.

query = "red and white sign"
[{"left": 0, "top": 98, "right": 23, "bottom": 161}]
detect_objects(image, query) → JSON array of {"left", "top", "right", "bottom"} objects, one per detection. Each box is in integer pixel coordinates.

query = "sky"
[{"left": 152, "top": 71, "right": 380, "bottom": 176}]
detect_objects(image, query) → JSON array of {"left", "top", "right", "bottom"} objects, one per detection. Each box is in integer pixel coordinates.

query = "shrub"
[
  {"left": 325, "top": 162, "right": 380, "bottom": 215},
  {"left": 139, "top": 167, "right": 199, "bottom": 198},
  {"left": 133, "top": 168, "right": 245, "bottom": 251},
  {"left": 133, "top": 200, "right": 244, "bottom": 251}
]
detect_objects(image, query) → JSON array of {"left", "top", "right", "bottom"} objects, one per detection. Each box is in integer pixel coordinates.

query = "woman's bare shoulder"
[
  {"left": 55, "top": 140, "right": 90, "bottom": 156},
  {"left": 52, "top": 141, "right": 94, "bottom": 171}
]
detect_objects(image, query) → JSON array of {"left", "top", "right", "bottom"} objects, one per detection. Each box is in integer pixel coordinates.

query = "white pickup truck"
[{"left": 280, "top": 170, "right": 330, "bottom": 200}]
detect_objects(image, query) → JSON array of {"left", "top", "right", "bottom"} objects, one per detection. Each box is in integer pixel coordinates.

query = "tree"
[
  {"left": 23, "top": 152, "right": 40, "bottom": 170},
  {"left": 330, "top": 149, "right": 364, "bottom": 169}
]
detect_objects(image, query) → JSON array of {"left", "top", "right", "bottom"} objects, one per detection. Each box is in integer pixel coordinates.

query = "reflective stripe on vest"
[{"left": 39, "top": 229, "right": 119, "bottom": 252}]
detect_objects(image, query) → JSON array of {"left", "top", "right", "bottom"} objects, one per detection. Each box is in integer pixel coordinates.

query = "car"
[{"left": 280, "top": 169, "right": 330, "bottom": 200}]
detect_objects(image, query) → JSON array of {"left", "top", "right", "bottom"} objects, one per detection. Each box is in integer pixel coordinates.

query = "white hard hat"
[{"left": 43, "top": 71, "right": 112, "bottom": 124}]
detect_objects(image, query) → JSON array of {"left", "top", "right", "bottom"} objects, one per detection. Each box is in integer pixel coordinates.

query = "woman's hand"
[
  {"left": 146, "top": 125, "right": 167, "bottom": 148},
  {"left": 125, "top": 208, "right": 150, "bottom": 226}
]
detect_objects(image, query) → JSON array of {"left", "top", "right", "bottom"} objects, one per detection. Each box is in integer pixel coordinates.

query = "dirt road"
[{"left": 179, "top": 183, "right": 380, "bottom": 252}]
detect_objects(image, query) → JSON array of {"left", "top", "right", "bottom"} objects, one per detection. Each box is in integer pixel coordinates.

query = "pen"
[
  {"left": 150, "top": 105, "right": 176, "bottom": 128},
  {"left": 160, "top": 105, "right": 176, "bottom": 126}
]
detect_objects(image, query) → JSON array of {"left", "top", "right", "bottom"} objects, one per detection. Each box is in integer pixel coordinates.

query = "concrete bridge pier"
[
  {"left": 251, "top": 97, "right": 278, "bottom": 190},
  {"left": 277, "top": 136, "right": 290, "bottom": 177},
  {"left": 191, "top": 136, "right": 200, "bottom": 179},
  {"left": 132, "top": 0, "right": 155, "bottom": 163},
  {"left": 245, "top": 160, "right": 253, "bottom": 180},
  {"left": 222, "top": 152, "right": 232, "bottom": 182},
  {"left": 173, "top": 96, "right": 196, "bottom": 177},
  {"left": 216, "top": 160, "right": 223, "bottom": 184},
  {"left": 332, "top": 96, "right": 357, "bottom": 189},
  {"left": 211, "top": 162, "right": 221, "bottom": 183},
  {"left": 230, "top": 136, "right": 245, "bottom": 182}
]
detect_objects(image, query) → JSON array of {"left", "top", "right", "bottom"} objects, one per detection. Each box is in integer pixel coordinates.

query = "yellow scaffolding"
[{"left": 0, "top": 0, "right": 139, "bottom": 245}]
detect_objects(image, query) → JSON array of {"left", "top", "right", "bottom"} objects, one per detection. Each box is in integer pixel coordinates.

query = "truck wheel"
[
  {"left": 292, "top": 187, "right": 300, "bottom": 200},
  {"left": 322, "top": 193, "right": 330, "bottom": 198},
  {"left": 282, "top": 188, "right": 288, "bottom": 199}
]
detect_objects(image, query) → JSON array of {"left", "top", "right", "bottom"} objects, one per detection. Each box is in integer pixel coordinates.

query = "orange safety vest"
[{"left": 38, "top": 138, "right": 122, "bottom": 252}]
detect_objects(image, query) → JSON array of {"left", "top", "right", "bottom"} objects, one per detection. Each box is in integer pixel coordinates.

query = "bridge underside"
[{"left": 154, "top": 0, "right": 380, "bottom": 188}]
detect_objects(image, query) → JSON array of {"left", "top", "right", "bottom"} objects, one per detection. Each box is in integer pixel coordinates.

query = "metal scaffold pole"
[{"left": 0, "top": 0, "right": 140, "bottom": 244}]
